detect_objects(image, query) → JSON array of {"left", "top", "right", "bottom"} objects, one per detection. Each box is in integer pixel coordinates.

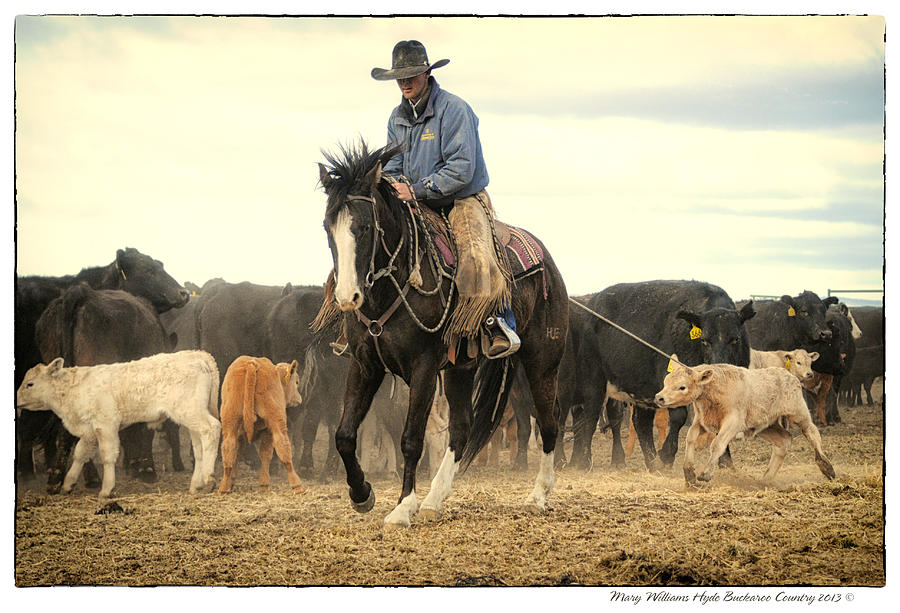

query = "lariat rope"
[{"left": 567, "top": 297, "right": 694, "bottom": 371}]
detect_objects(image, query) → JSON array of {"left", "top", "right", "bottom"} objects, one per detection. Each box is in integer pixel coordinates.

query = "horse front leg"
[
  {"left": 335, "top": 360, "right": 384, "bottom": 513},
  {"left": 420, "top": 367, "right": 473, "bottom": 522},
  {"left": 384, "top": 364, "right": 439, "bottom": 530}
]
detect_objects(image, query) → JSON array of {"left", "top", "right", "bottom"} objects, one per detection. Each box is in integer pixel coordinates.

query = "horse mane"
[{"left": 320, "top": 139, "right": 403, "bottom": 219}]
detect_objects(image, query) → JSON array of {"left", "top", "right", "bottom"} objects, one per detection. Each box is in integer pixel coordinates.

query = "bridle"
[
  {"left": 336, "top": 183, "right": 456, "bottom": 371},
  {"left": 345, "top": 193, "right": 404, "bottom": 291}
]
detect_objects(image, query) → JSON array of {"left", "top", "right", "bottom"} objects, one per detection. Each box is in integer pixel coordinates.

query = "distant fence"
[
  {"left": 827, "top": 289, "right": 883, "bottom": 298},
  {"left": 750, "top": 294, "right": 781, "bottom": 301}
]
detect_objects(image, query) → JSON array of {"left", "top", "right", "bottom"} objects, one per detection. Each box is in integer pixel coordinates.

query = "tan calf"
[
  {"left": 218, "top": 356, "right": 305, "bottom": 494},
  {"left": 750, "top": 348, "right": 819, "bottom": 383},
  {"left": 655, "top": 355, "right": 835, "bottom": 485}
]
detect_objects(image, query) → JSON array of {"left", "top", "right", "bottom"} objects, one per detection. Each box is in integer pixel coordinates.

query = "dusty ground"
[{"left": 14, "top": 384, "right": 884, "bottom": 587}]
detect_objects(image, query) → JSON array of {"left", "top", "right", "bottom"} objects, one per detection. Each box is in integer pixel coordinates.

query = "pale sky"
[{"left": 12, "top": 12, "right": 887, "bottom": 304}]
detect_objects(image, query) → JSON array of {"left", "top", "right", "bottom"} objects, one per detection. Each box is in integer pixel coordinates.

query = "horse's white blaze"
[
  {"left": 421, "top": 448, "right": 460, "bottom": 514},
  {"left": 524, "top": 451, "right": 556, "bottom": 511},
  {"left": 384, "top": 491, "right": 418, "bottom": 528},
  {"left": 331, "top": 209, "right": 361, "bottom": 310}
]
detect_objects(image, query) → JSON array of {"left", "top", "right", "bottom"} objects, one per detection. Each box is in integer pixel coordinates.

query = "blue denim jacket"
[{"left": 383, "top": 78, "right": 489, "bottom": 207}]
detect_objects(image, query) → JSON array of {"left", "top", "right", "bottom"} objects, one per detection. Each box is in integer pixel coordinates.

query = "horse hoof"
[
  {"left": 419, "top": 507, "right": 441, "bottom": 522},
  {"left": 350, "top": 483, "right": 375, "bottom": 513},
  {"left": 523, "top": 501, "right": 547, "bottom": 515}
]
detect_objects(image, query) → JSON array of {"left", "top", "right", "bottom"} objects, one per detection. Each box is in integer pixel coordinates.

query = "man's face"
[{"left": 397, "top": 72, "right": 429, "bottom": 103}]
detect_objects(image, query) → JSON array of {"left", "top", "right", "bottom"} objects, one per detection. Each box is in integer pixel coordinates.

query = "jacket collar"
[{"left": 397, "top": 77, "right": 440, "bottom": 125}]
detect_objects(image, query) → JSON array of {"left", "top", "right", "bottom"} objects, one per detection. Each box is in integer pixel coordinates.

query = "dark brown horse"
[{"left": 317, "top": 141, "right": 568, "bottom": 529}]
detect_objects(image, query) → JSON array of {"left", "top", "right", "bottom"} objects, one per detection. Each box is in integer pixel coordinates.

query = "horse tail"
[
  {"left": 460, "top": 356, "right": 518, "bottom": 470},
  {"left": 299, "top": 341, "right": 321, "bottom": 399},
  {"left": 242, "top": 361, "right": 258, "bottom": 442}
]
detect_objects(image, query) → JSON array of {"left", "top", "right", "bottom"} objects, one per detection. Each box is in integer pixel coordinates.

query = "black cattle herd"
[{"left": 14, "top": 247, "right": 885, "bottom": 493}]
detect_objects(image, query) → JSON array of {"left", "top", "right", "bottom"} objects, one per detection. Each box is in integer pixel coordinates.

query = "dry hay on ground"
[{"left": 15, "top": 394, "right": 884, "bottom": 587}]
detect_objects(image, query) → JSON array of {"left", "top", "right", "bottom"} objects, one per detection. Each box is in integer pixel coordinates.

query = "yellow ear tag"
[
  {"left": 784, "top": 357, "right": 792, "bottom": 370},
  {"left": 689, "top": 325, "right": 702, "bottom": 340},
  {"left": 667, "top": 359, "right": 675, "bottom": 373},
  {"left": 787, "top": 306, "right": 796, "bottom": 317},
  {"left": 283, "top": 372, "right": 290, "bottom": 383}
]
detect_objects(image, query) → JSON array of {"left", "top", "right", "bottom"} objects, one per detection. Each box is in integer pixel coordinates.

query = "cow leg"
[
  {"left": 385, "top": 363, "right": 439, "bottom": 529},
  {"left": 271, "top": 418, "right": 304, "bottom": 493},
  {"left": 632, "top": 405, "right": 661, "bottom": 471},
  {"left": 47, "top": 422, "right": 77, "bottom": 494},
  {"left": 95, "top": 427, "right": 122, "bottom": 498},
  {"left": 757, "top": 424, "right": 792, "bottom": 482},
  {"left": 571, "top": 389, "right": 603, "bottom": 470},
  {"left": 698, "top": 417, "right": 742, "bottom": 482},
  {"left": 657, "top": 406, "right": 684, "bottom": 467},
  {"left": 218, "top": 425, "right": 240, "bottom": 495},
  {"left": 164, "top": 420, "right": 185, "bottom": 472},
  {"left": 624, "top": 405, "right": 637, "bottom": 457},
  {"left": 198, "top": 414, "right": 221, "bottom": 492},
  {"left": 681, "top": 419, "right": 703, "bottom": 484},
  {"left": 791, "top": 412, "right": 836, "bottom": 480},
  {"left": 420, "top": 368, "right": 473, "bottom": 521},
  {"left": 607, "top": 400, "right": 626, "bottom": 469},
  {"left": 61, "top": 437, "right": 97, "bottom": 494},
  {"left": 336, "top": 360, "right": 385, "bottom": 513},
  {"left": 257, "top": 430, "right": 274, "bottom": 490}
]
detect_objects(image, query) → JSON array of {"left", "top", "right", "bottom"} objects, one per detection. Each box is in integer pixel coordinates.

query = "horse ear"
[
  {"left": 318, "top": 163, "right": 332, "bottom": 189},
  {"left": 365, "top": 161, "right": 383, "bottom": 188}
]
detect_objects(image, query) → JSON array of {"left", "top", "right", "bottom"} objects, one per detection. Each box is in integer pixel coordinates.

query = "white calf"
[
  {"left": 16, "top": 350, "right": 221, "bottom": 497},
  {"left": 655, "top": 355, "right": 835, "bottom": 485},
  {"left": 749, "top": 348, "right": 819, "bottom": 385}
]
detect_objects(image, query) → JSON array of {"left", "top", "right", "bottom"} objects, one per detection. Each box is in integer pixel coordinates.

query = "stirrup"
[{"left": 483, "top": 316, "right": 520, "bottom": 359}]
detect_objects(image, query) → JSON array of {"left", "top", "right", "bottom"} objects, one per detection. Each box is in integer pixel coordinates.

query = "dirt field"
[{"left": 14, "top": 384, "right": 884, "bottom": 587}]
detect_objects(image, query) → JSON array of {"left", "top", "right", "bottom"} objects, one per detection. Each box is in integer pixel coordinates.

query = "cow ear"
[
  {"left": 290, "top": 360, "right": 299, "bottom": 375},
  {"left": 697, "top": 368, "right": 716, "bottom": 385},
  {"left": 318, "top": 163, "right": 333, "bottom": 190},
  {"left": 676, "top": 310, "right": 701, "bottom": 328},
  {"left": 823, "top": 296, "right": 839, "bottom": 308},
  {"left": 809, "top": 351, "right": 819, "bottom": 361},
  {"left": 47, "top": 357, "right": 64, "bottom": 374},
  {"left": 780, "top": 295, "right": 796, "bottom": 308},
  {"left": 739, "top": 301, "right": 756, "bottom": 323}
]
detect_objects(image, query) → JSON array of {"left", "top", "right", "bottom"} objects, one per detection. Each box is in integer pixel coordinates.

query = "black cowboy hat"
[{"left": 371, "top": 40, "right": 449, "bottom": 81}]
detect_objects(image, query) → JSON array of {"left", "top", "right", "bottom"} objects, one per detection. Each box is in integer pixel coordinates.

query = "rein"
[{"left": 568, "top": 297, "right": 694, "bottom": 372}]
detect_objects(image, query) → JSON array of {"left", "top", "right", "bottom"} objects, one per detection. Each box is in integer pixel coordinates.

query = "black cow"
[
  {"left": 33, "top": 284, "right": 182, "bottom": 492},
  {"left": 560, "top": 281, "right": 754, "bottom": 471},
  {"left": 844, "top": 345, "right": 884, "bottom": 406},
  {"left": 15, "top": 248, "right": 189, "bottom": 486},
  {"left": 806, "top": 305, "right": 857, "bottom": 425},
  {"left": 742, "top": 291, "right": 838, "bottom": 352},
  {"left": 842, "top": 306, "right": 884, "bottom": 406}
]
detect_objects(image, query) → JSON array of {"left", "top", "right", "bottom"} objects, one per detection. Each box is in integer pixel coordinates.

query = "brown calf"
[{"left": 218, "top": 356, "right": 305, "bottom": 494}]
